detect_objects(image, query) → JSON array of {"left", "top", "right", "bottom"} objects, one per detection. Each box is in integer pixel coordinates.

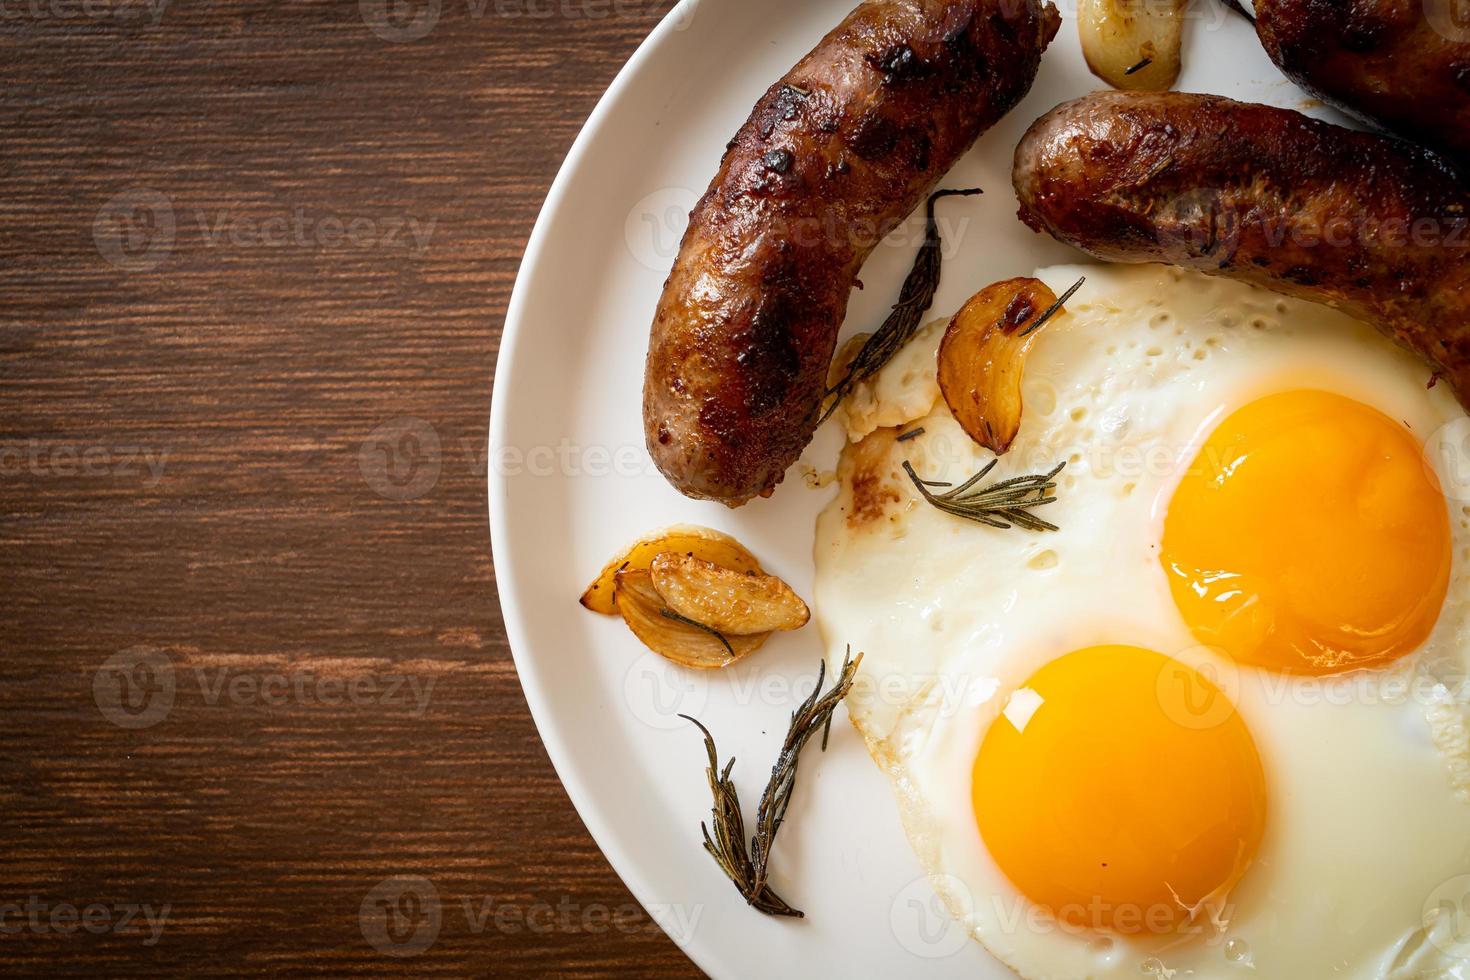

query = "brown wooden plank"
[{"left": 0, "top": 0, "right": 701, "bottom": 974}]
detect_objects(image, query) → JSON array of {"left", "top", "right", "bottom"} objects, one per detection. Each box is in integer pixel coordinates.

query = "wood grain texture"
[{"left": 0, "top": 0, "right": 701, "bottom": 974}]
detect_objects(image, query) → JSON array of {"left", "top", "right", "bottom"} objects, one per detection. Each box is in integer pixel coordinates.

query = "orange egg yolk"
[
  {"left": 973, "top": 645, "right": 1267, "bottom": 935},
  {"left": 1162, "top": 389, "right": 1450, "bottom": 675}
]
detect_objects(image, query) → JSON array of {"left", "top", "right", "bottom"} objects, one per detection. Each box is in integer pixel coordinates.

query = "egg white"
[{"left": 815, "top": 264, "right": 1470, "bottom": 979}]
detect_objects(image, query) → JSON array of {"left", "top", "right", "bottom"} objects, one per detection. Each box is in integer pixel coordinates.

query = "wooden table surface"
[{"left": 1, "top": 0, "right": 699, "bottom": 974}]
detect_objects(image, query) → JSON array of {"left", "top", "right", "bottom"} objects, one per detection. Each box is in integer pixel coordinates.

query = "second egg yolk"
[
  {"left": 973, "top": 645, "right": 1267, "bottom": 935},
  {"left": 1162, "top": 389, "right": 1450, "bottom": 675}
]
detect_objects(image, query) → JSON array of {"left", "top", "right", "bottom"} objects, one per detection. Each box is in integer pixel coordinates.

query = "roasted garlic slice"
[
  {"left": 613, "top": 569, "right": 768, "bottom": 669},
  {"left": 580, "top": 524, "right": 761, "bottom": 616},
  {"left": 650, "top": 554, "right": 809, "bottom": 635},
  {"left": 937, "top": 277, "right": 1080, "bottom": 455},
  {"left": 1078, "top": 0, "right": 1186, "bottom": 92}
]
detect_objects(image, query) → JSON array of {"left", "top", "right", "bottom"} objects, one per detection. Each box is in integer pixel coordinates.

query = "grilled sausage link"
[
  {"left": 644, "top": 0, "right": 1060, "bottom": 506},
  {"left": 1254, "top": 0, "right": 1470, "bottom": 165},
  {"left": 1013, "top": 91, "right": 1470, "bottom": 405}
]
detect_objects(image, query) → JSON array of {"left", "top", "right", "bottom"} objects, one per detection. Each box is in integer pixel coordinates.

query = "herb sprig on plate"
[
  {"left": 820, "top": 188, "right": 982, "bottom": 423},
  {"left": 903, "top": 459, "right": 1065, "bottom": 532},
  {"left": 681, "top": 650, "right": 862, "bottom": 917}
]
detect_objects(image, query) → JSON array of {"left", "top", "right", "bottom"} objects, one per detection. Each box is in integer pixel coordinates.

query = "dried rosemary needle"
[
  {"left": 820, "top": 188, "right": 982, "bottom": 424},
  {"left": 681, "top": 649, "right": 863, "bottom": 918},
  {"left": 903, "top": 459, "right": 1065, "bottom": 532}
]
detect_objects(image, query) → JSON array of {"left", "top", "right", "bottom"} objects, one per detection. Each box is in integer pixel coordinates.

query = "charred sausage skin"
[
  {"left": 1013, "top": 91, "right": 1470, "bottom": 404},
  {"left": 1254, "top": 0, "right": 1470, "bottom": 166},
  {"left": 644, "top": 0, "right": 1060, "bottom": 506}
]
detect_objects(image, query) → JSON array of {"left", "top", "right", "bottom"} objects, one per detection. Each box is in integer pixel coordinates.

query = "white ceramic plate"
[{"left": 489, "top": 2, "right": 1352, "bottom": 975}]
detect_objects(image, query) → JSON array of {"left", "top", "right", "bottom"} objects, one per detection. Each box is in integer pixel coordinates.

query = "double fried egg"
[{"left": 814, "top": 264, "right": 1470, "bottom": 978}]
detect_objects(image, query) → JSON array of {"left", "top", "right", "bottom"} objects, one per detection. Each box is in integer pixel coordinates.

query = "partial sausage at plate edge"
[
  {"left": 1254, "top": 0, "right": 1470, "bottom": 167},
  {"left": 644, "top": 0, "right": 1061, "bottom": 506},
  {"left": 1012, "top": 91, "right": 1470, "bottom": 407}
]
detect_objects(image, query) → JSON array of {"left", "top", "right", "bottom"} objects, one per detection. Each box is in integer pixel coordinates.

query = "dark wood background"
[{"left": 1, "top": 0, "right": 699, "bottom": 974}]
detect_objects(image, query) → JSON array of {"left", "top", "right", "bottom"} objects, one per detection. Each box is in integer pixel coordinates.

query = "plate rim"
[{"left": 487, "top": 1, "right": 720, "bottom": 975}]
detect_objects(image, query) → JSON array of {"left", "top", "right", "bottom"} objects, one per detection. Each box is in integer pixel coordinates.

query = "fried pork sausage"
[
  {"left": 644, "top": 0, "right": 1060, "bottom": 506},
  {"left": 1254, "top": 0, "right": 1470, "bottom": 165},
  {"left": 1013, "top": 91, "right": 1470, "bottom": 404}
]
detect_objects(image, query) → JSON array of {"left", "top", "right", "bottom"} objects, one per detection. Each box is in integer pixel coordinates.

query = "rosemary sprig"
[
  {"left": 681, "top": 650, "right": 863, "bottom": 918},
  {"left": 683, "top": 715, "right": 801, "bottom": 916},
  {"left": 903, "top": 459, "right": 1065, "bottom": 532},
  {"left": 659, "top": 607, "right": 734, "bottom": 657},
  {"left": 1020, "top": 275, "right": 1086, "bottom": 337},
  {"left": 820, "top": 188, "right": 982, "bottom": 424}
]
